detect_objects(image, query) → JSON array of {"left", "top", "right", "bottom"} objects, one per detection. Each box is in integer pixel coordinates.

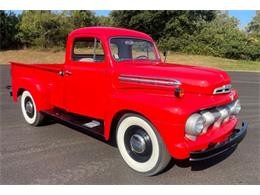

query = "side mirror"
[
  {"left": 163, "top": 51, "right": 167, "bottom": 56},
  {"left": 163, "top": 50, "right": 168, "bottom": 63}
]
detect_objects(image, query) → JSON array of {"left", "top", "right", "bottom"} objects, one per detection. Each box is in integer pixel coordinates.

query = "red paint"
[{"left": 10, "top": 27, "right": 240, "bottom": 159}]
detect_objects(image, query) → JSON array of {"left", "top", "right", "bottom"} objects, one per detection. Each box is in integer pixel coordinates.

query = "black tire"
[
  {"left": 20, "top": 90, "right": 45, "bottom": 126},
  {"left": 116, "top": 113, "right": 171, "bottom": 176}
]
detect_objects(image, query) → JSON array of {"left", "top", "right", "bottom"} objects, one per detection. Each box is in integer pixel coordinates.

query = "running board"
[{"left": 42, "top": 108, "right": 104, "bottom": 137}]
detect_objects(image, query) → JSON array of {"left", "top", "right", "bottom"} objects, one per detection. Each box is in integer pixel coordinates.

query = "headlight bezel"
[{"left": 185, "top": 113, "right": 206, "bottom": 140}]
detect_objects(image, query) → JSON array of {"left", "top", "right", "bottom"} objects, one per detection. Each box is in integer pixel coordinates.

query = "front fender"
[
  {"left": 104, "top": 92, "right": 188, "bottom": 154},
  {"left": 104, "top": 90, "right": 238, "bottom": 159}
]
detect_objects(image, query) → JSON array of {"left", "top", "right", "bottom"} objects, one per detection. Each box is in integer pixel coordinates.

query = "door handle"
[
  {"left": 58, "top": 70, "right": 64, "bottom": 76},
  {"left": 65, "top": 70, "right": 72, "bottom": 76}
]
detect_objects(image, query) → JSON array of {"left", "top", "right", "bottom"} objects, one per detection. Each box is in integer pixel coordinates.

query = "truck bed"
[
  {"left": 10, "top": 61, "right": 64, "bottom": 73},
  {"left": 10, "top": 61, "right": 65, "bottom": 110}
]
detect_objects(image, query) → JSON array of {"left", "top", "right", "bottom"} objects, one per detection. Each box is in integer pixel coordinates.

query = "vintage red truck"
[{"left": 9, "top": 27, "right": 248, "bottom": 176}]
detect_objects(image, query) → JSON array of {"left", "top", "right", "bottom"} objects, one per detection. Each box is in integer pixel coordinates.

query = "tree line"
[{"left": 0, "top": 10, "right": 260, "bottom": 61}]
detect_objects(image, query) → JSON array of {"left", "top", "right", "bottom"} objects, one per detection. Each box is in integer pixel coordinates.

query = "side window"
[
  {"left": 72, "top": 38, "right": 105, "bottom": 62},
  {"left": 110, "top": 43, "right": 119, "bottom": 60}
]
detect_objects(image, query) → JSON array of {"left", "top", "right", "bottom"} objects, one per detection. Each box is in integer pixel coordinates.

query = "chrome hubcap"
[
  {"left": 25, "top": 101, "right": 34, "bottom": 114},
  {"left": 124, "top": 125, "right": 152, "bottom": 162},
  {"left": 130, "top": 134, "right": 146, "bottom": 154},
  {"left": 24, "top": 96, "right": 35, "bottom": 118}
]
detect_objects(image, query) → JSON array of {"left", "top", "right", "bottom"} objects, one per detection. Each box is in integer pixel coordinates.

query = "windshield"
[{"left": 110, "top": 37, "right": 159, "bottom": 61}]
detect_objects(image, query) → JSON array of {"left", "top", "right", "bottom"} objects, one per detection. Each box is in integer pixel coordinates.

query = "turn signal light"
[{"left": 175, "top": 87, "right": 184, "bottom": 98}]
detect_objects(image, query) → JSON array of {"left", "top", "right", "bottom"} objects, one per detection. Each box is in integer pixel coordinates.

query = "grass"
[
  {"left": 0, "top": 49, "right": 65, "bottom": 64},
  {"left": 0, "top": 49, "right": 260, "bottom": 72},
  {"left": 167, "top": 52, "right": 260, "bottom": 72}
]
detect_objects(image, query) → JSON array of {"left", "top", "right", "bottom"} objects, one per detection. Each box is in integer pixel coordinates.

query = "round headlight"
[{"left": 185, "top": 113, "right": 205, "bottom": 137}]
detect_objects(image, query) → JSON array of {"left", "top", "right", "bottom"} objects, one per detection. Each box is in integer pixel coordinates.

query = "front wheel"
[
  {"left": 116, "top": 113, "right": 171, "bottom": 176},
  {"left": 20, "top": 90, "right": 45, "bottom": 126}
]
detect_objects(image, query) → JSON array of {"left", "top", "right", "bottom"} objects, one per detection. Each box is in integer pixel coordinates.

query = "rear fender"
[{"left": 13, "top": 77, "right": 51, "bottom": 111}]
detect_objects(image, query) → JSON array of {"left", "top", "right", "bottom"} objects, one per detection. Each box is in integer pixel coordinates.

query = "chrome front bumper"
[{"left": 189, "top": 121, "right": 248, "bottom": 162}]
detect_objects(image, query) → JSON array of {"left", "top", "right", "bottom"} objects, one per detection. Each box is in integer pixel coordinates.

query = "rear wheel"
[
  {"left": 20, "top": 90, "right": 45, "bottom": 126},
  {"left": 116, "top": 113, "right": 171, "bottom": 176}
]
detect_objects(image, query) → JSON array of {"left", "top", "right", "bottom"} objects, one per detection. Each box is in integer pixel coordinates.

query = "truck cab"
[{"left": 10, "top": 27, "right": 247, "bottom": 176}]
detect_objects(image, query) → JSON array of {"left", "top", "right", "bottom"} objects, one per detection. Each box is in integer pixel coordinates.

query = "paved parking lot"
[{"left": 0, "top": 65, "right": 259, "bottom": 184}]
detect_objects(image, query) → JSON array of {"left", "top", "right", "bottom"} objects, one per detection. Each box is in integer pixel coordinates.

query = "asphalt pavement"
[{"left": 0, "top": 65, "right": 259, "bottom": 184}]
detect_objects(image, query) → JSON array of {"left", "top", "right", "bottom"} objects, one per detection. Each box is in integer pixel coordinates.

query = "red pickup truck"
[{"left": 10, "top": 27, "right": 247, "bottom": 176}]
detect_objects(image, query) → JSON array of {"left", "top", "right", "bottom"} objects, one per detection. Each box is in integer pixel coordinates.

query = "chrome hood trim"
[{"left": 118, "top": 74, "right": 181, "bottom": 86}]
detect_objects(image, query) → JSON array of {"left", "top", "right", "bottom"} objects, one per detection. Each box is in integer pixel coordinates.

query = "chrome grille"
[{"left": 200, "top": 99, "right": 240, "bottom": 131}]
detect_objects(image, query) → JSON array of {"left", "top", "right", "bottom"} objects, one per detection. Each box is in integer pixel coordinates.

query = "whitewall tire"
[
  {"left": 116, "top": 113, "right": 171, "bottom": 176},
  {"left": 21, "top": 90, "right": 45, "bottom": 126}
]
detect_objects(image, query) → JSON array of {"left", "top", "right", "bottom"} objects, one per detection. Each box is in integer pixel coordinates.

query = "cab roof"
[{"left": 69, "top": 27, "right": 153, "bottom": 40}]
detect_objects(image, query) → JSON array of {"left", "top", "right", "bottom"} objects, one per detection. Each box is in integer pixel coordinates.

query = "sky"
[
  {"left": 228, "top": 10, "right": 256, "bottom": 28},
  {"left": 12, "top": 10, "right": 257, "bottom": 29},
  {"left": 95, "top": 10, "right": 111, "bottom": 16}
]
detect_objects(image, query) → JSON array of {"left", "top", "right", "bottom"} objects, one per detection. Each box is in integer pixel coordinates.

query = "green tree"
[
  {"left": 188, "top": 12, "right": 260, "bottom": 60},
  {"left": 185, "top": 13, "right": 241, "bottom": 55},
  {"left": 17, "top": 11, "right": 74, "bottom": 48},
  {"left": 111, "top": 11, "right": 167, "bottom": 41},
  {"left": 96, "top": 15, "right": 113, "bottom": 26},
  {"left": 16, "top": 10, "right": 102, "bottom": 48},
  {"left": 247, "top": 11, "right": 260, "bottom": 39},
  {"left": 0, "top": 11, "right": 20, "bottom": 50},
  {"left": 161, "top": 11, "right": 216, "bottom": 51},
  {"left": 110, "top": 11, "right": 142, "bottom": 28},
  {"left": 63, "top": 10, "right": 97, "bottom": 28},
  {"left": 111, "top": 10, "right": 216, "bottom": 42}
]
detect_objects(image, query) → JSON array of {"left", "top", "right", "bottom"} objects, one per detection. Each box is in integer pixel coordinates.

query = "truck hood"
[{"left": 116, "top": 62, "right": 231, "bottom": 95}]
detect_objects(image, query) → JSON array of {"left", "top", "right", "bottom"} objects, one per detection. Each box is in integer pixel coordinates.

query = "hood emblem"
[{"left": 213, "top": 84, "right": 232, "bottom": 94}]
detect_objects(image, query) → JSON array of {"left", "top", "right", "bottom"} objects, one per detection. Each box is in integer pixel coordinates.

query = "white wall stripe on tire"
[
  {"left": 21, "top": 91, "right": 37, "bottom": 124},
  {"left": 117, "top": 116, "right": 160, "bottom": 173}
]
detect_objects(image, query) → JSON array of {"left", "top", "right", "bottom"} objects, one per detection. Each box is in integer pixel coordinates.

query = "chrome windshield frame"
[{"left": 109, "top": 36, "right": 161, "bottom": 62}]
